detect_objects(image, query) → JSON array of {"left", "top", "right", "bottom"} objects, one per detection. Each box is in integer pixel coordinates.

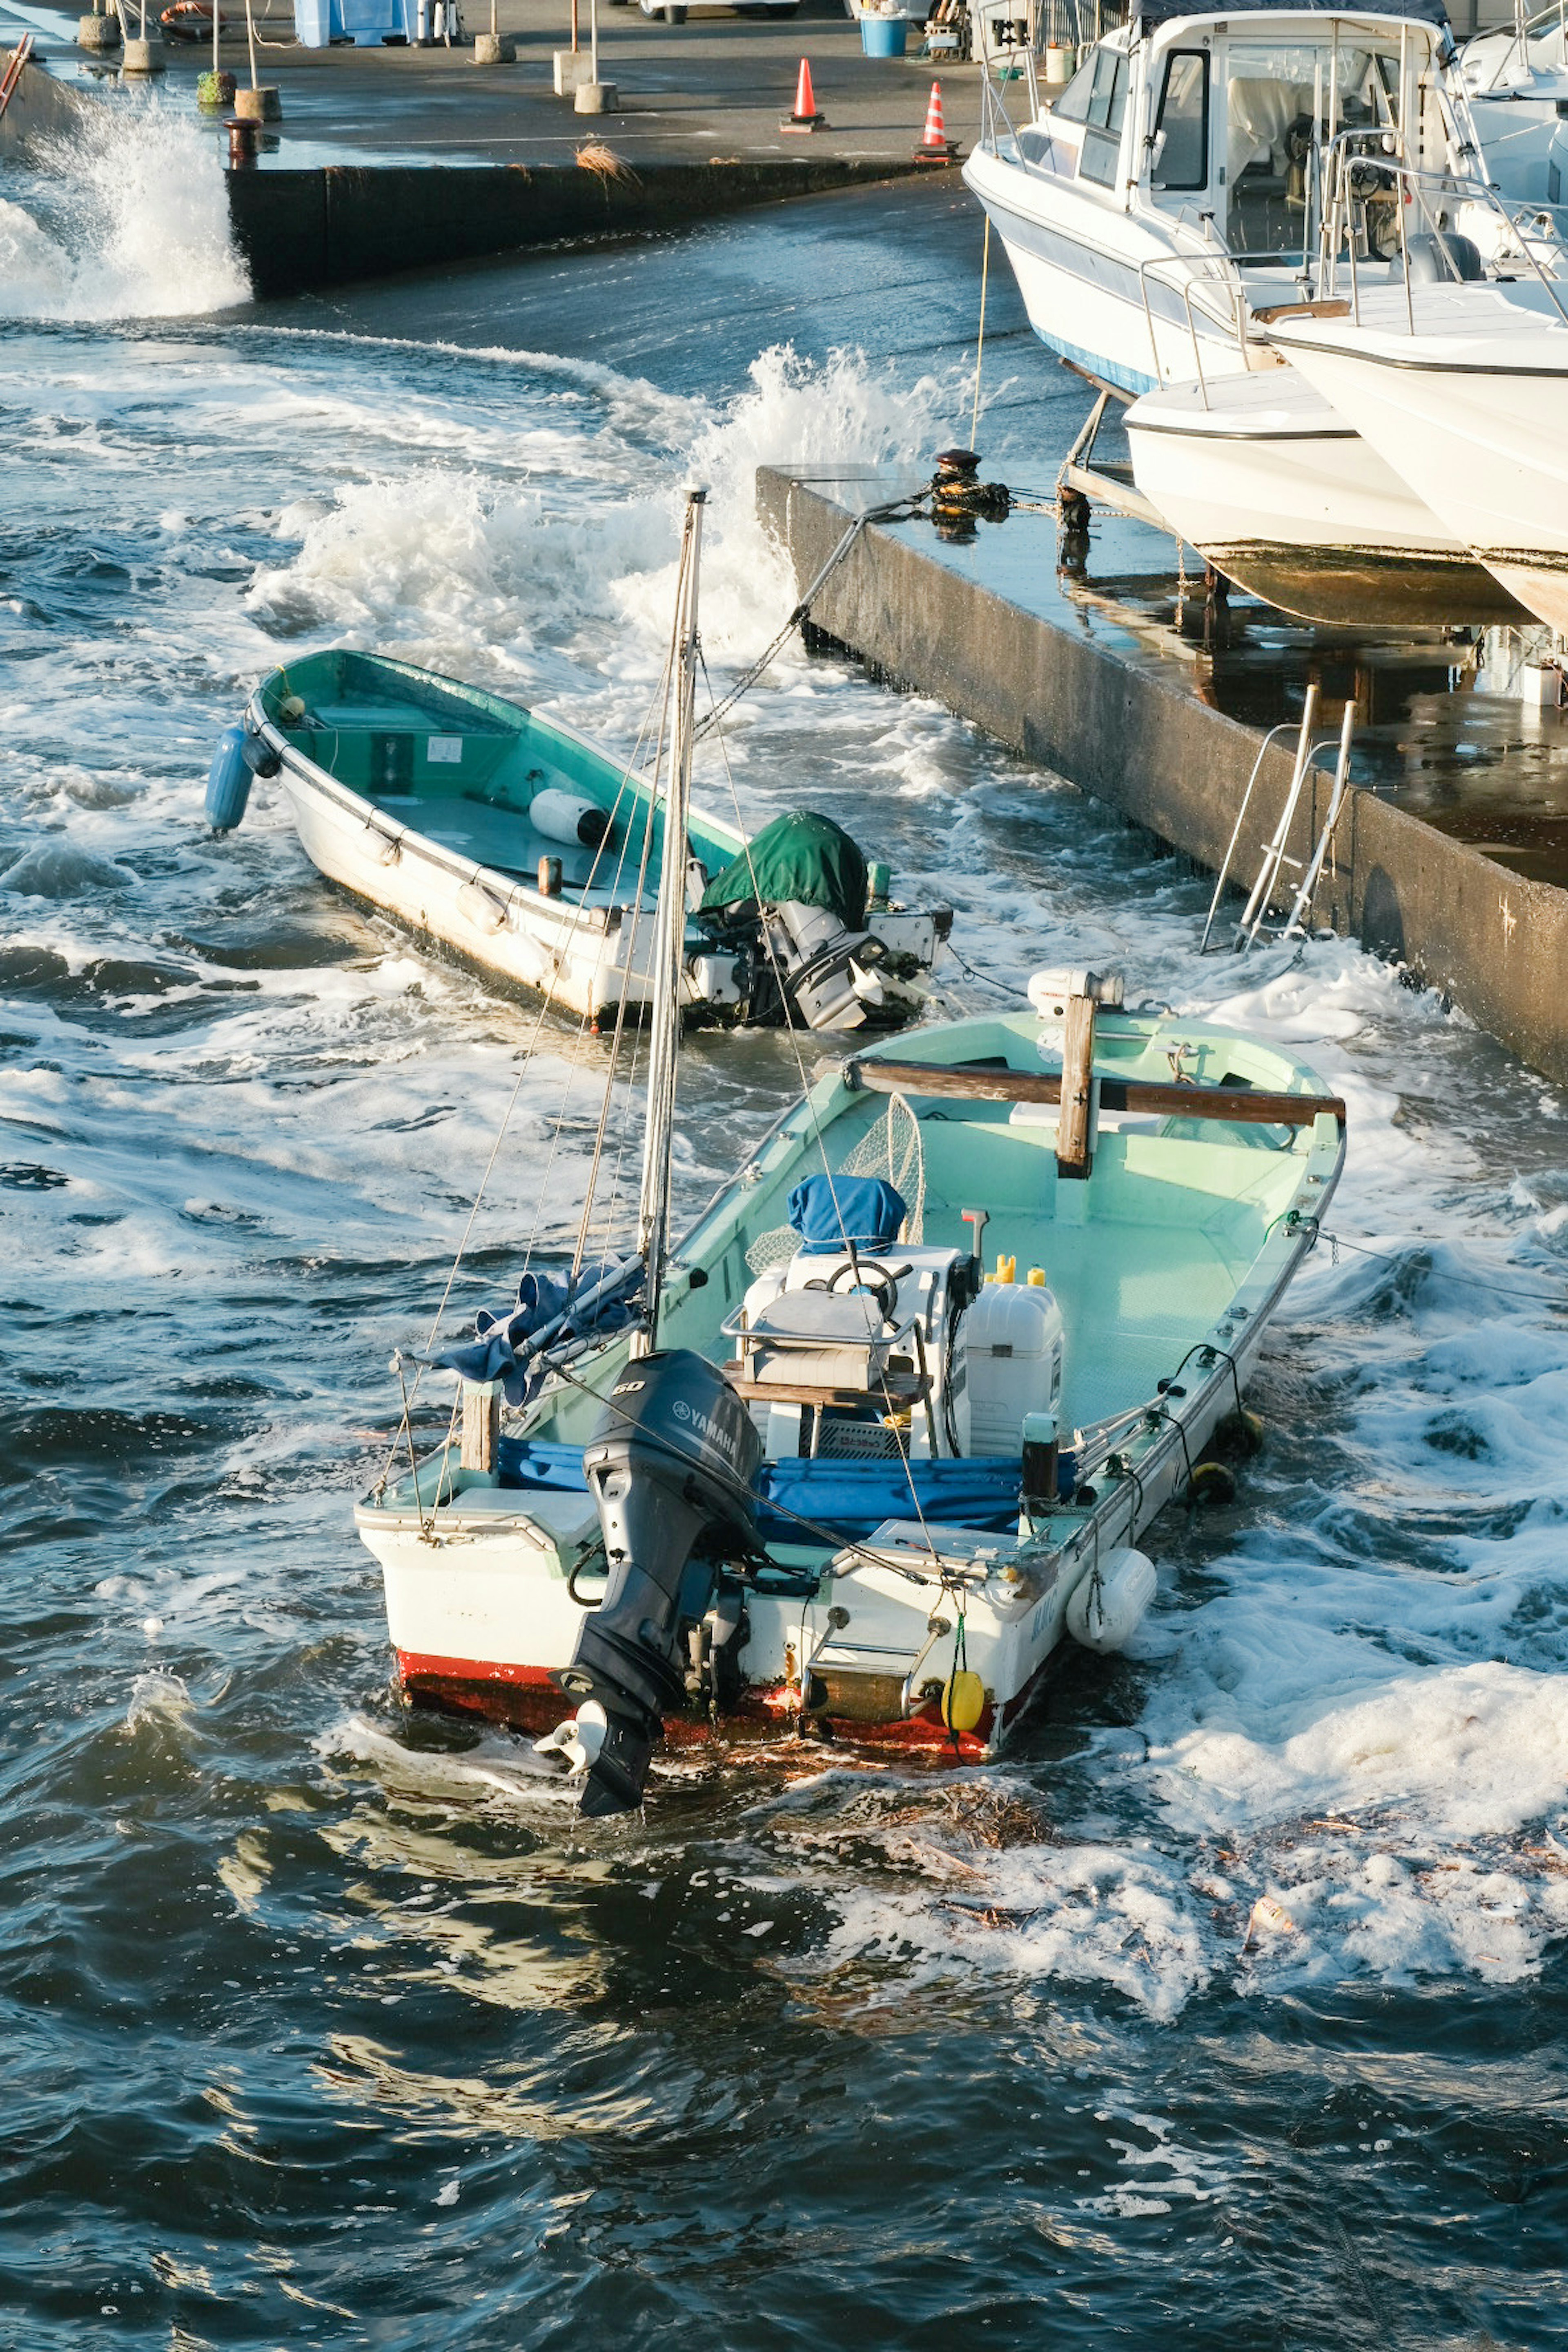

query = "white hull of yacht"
[
  {"left": 1270, "top": 287, "right": 1568, "bottom": 637},
  {"left": 961, "top": 147, "right": 1266, "bottom": 398},
  {"left": 1124, "top": 370, "right": 1528, "bottom": 623}
]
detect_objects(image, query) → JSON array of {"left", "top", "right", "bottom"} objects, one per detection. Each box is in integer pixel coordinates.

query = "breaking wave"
[{"left": 0, "top": 99, "right": 248, "bottom": 321}]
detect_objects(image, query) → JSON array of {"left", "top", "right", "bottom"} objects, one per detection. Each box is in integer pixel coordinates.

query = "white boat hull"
[
  {"left": 1270, "top": 286, "right": 1568, "bottom": 638},
  {"left": 1124, "top": 368, "right": 1527, "bottom": 623},
  {"left": 357, "top": 1295, "right": 1272, "bottom": 1757},
  {"left": 962, "top": 146, "right": 1268, "bottom": 396},
  {"left": 276, "top": 755, "right": 648, "bottom": 1022}
]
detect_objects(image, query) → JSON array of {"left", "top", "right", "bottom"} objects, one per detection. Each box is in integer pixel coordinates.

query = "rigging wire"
[
  {"left": 689, "top": 494, "right": 928, "bottom": 746},
  {"left": 371, "top": 659, "right": 676, "bottom": 1496},
  {"left": 697, "top": 650, "right": 945, "bottom": 1566},
  {"left": 1305, "top": 1221, "right": 1568, "bottom": 1312}
]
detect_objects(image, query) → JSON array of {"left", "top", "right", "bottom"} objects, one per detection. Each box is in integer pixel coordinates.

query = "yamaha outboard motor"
[{"left": 557, "top": 1350, "right": 762, "bottom": 1819}]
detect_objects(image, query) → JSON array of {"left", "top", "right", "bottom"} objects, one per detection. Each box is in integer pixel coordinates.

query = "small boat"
[
  {"left": 355, "top": 496, "right": 1348, "bottom": 1818},
  {"left": 1268, "top": 273, "right": 1568, "bottom": 637},
  {"left": 1123, "top": 366, "right": 1526, "bottom": 624},
  {"left": 205, "top": 648, "right": 951, "bottom": 1033}
]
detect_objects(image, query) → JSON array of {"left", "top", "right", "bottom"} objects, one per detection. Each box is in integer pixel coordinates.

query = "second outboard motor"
[
  {"left": 557, "top": 1349, "right": 762, "bottom": 1819},
  {"left": 764, "top": 900, "right": 889, "bottom": 1032}
]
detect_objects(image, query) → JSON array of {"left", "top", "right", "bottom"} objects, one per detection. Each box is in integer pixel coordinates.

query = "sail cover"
[{"left": 700, "top": 810, "right": 868, "bottom": 930}]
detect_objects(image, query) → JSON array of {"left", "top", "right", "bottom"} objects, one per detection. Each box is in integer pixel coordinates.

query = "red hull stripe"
[
  {"left": 394, "top": 1650, "right": 996, "bottom": 1759},
  {"left": 396, "top": 1650, "right": 558, "bottom": 1689}
]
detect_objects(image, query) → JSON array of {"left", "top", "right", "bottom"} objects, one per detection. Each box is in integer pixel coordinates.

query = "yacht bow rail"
[{"left": 1319, "top": 138, "right": 1568, "bottom": 325}]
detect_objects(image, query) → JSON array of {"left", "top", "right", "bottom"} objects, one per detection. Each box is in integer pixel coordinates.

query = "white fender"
[
  {"left": 1065, "top": 1547, "right": 1157, "bottom": 1655},
  {"left": 530, "top": 788, "right": 610, "bottom": 850}
]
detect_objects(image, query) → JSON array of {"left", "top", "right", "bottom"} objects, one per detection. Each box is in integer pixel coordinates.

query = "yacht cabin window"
[
  {"left": 1223, "top": 40, "right": 1407, "bottom": 255},
  {"left": 1078, "top": 48, "right": 1131, "bottom": 186},
  {"left": 1150, "top": 49, "right": 1209, "bottom": 194}
]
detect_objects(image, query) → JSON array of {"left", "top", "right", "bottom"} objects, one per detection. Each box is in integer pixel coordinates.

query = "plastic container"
[{"left": 859, "top": 13, "right": 907, "bottom": 56}]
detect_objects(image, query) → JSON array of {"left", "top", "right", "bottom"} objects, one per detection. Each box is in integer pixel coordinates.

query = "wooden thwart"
[{"left": 844, "top": 1057, "right": 1346, "bottom": 1129}]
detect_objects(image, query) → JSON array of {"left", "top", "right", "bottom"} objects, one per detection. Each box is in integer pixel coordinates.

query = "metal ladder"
[
  {"left": 0, "top": 35, "right": 36, "bottom": 123},
  {"left": 1200, "top": 687, "right": 1356, "bottom": 954}
]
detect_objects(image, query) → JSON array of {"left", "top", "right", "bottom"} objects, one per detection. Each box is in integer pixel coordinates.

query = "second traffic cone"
[
  {"left": 913, "top": 78, "right": 959, "bottom": 163},
  {"left": 780, "top": 56, "right": 826, "bottom": 133}
]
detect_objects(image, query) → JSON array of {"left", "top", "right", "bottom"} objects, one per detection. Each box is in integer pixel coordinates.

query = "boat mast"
[{"left": 632, "top": 485, "right": 706, "bottom": 1358}]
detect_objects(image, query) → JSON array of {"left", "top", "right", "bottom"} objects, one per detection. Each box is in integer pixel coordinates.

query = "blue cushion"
[{"left": 786, "top": 1172, "right": 906, "bottom": 1256}]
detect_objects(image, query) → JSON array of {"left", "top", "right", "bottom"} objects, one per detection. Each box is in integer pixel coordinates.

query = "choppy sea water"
[{"left": 3, "top": 105, "right": 1567, "bottom": 2349}]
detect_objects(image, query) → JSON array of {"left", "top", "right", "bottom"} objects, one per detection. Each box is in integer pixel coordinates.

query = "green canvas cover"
[{"left": 699, "top": 810, "right": 866, "bottom": 930}]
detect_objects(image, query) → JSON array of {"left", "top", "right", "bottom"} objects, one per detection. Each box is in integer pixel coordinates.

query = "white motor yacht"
[
  {"left": 1122, "top": 361, "right": 1526, "bottom": 621},
  {"left": 962, "top": 0, "right": 1486, "bottom": 398},
  {"left": 1268, "top": 273, "right": 1568, "bottom": 635}
]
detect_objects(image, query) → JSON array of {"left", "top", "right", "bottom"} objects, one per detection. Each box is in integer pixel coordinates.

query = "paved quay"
[{"left": 8, "top": 0, "right": 975, "bottom": 287}]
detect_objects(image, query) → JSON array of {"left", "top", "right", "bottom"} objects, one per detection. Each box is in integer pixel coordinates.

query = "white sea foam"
[
  {"left": 0, "top": 104, "right": 248, "bottom": 322},
  {"left": 125, "top": 1669, "right": 193, "bottom": 1732}
]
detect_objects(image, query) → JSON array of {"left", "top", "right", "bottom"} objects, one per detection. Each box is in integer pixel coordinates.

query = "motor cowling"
[
  {"left": 559, "top": 1349, "right": 762, "bottom": 1817},
  {"left": 764, "top": 900, "right": 889, "bottom": 1031}
]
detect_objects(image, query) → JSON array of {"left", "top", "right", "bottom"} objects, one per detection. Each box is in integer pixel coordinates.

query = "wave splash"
[{"left": 0, "top": 99, "right": 249, "bottom": 322}]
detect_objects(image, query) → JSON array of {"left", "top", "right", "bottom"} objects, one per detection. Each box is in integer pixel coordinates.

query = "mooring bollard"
[
  {"left": 236, "top": 0, "right": 281, "bottom": 121},
  {"left": 223, "top": 111, "right": 260, "bottom": 163}
]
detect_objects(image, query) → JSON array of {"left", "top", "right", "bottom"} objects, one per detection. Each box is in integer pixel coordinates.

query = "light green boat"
[
  {"left": 206, "top": 647, "right": 950, "bottom": 1032},
  {"left": 352, "top": 496, "right": 1348, "bottom": 1817}
]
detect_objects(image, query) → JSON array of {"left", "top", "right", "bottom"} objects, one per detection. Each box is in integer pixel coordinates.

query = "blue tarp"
[
  {"left": 435, "top": 1266, "right": 638, "bottom": 1406},
  {"left": 788, "top": 1173, "right": 906, "bottom": 1257},
  {"left": 496, "top": 1434, "right": 1023, "bottom": 1546}
]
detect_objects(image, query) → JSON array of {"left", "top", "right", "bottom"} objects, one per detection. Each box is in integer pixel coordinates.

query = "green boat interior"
[
  {"left": 539, "top": 1012, "right": 1331, "bottom": 1446},
  {"left": 258, "top": 648, "right": 740, "bottom": 902}
]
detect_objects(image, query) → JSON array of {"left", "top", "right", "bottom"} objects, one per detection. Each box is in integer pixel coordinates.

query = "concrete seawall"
[
  {"left": 758, "top": 467, "right": 1568, "bottom": 1088},
  {"left": 227, "top": 158, "right": 926, "bottom": 299}
]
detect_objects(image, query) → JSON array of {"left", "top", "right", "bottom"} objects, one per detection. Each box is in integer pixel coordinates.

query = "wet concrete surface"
[
  {"left": 8, "top": 0, "right": 978, "bottom": 167},
  {"left": 872, "top": 435, "right": 1568, "bottom": 894}
]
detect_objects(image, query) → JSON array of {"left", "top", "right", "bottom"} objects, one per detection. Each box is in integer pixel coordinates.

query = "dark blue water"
[{"left": 3, "top": 129, "right": 1567, "bottom": 2348}]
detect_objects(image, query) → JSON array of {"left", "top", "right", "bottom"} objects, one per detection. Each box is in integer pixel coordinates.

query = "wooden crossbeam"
[{"left": 843, "top": 1057, "right": 1345, "bottom": 1129}]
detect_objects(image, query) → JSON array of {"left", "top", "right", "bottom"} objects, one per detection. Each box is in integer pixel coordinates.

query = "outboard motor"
[
  {"left": 557, "top": 1350, "right": 762, "bottom": 1818},
  {"left": 764, "top": 900, "right": 889, "bottom": 1032}
]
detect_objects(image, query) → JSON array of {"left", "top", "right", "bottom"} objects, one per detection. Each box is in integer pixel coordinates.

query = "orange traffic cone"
[
  {"left": 780, "top": 56, "right": 827, "bottom": 134},
  {"left": 913, "top": 78, "right": 959, "bottom": 164}
]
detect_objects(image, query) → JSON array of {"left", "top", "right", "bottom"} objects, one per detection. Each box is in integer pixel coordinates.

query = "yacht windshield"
[{"left": 1225, "top": 40, "right": 1401, "bottom": 255}]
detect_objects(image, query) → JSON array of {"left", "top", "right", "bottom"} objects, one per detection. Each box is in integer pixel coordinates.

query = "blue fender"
[{"left": 205, "top": 724, "right": 253, "bottom": 833}]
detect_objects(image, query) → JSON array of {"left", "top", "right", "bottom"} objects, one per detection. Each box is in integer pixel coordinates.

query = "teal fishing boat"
[
  {"left": 355, "top": 495, "right": 1348, "bottom": 1817},
  {"left": 206, "top": 646, "right": 951, "bottom": 1031}
]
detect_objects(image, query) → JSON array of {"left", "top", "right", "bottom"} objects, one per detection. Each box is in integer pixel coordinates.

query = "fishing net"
[{"left": 743, "top": 1093, "right": 925, "bottom": 1274}]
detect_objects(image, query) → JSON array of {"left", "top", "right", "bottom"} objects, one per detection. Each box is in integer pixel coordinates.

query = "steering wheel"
[{"left": 813, "top": 1257, "right": 909, "bottom": 1325}]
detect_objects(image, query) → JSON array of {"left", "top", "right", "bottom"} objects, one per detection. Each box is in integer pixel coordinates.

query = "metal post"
[{"left": 633, "top": 488, "right": 707, "bottom": 1355}]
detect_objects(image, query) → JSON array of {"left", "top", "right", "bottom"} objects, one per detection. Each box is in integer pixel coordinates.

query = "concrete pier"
[
  {"left": 758, "top": 468, "right": 1568, "bottom": 1089},
  {"left": 7, "top": 1, "right": 968, "bottom": 292}
]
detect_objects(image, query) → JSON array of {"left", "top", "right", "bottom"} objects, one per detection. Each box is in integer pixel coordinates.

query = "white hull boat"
[
  {"left": 1124, "top": 364, "right": 1526, "bottom": 621},
  {"left": 962, "top": 0, "right": 1485, "bottom": 399},
  {"left": 205, "top": 650, "right": 951, "bottom": 1033},
  {"left": 1268, "top": 278, "right": 1568, "bottom": 636},
  {"left": 1460, "top": 4, "right": 1568, "bottom": 209},
  {"left": 354, "top": 492, "right": 1348, "bottom": 1819}
]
